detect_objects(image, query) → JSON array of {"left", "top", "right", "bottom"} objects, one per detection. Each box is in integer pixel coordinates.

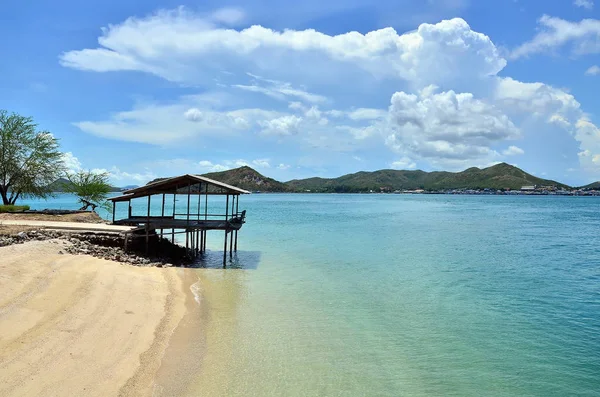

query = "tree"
[
  {"left": 0, "top": 110, "right": 64, "bottom": 205},
  {"left": 65, "top": 171, "right": 113, "bottom": 212}
]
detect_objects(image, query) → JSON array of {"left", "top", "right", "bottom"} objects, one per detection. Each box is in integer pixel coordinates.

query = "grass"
[{"left": 0, "top": 205, "right": 30, "bottom": 213}]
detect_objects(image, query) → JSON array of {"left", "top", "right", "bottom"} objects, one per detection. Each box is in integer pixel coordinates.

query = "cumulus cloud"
[
  {"left": 574, "top": 0, "right": 594, "bottom": 10},
  {"left": 512, "top": 15, "right": 600, "bottom": 59},
  {"left": 60, "top": 10, "right": 505, "bottom": 88},
  {"left": 258, "top": 115, "right": 302, "bottom": 136},
  {"left": 347, "top": 108, "right": 387, "bottom": 120},
  {"left": 386, "top": 89, "right": 519, "bottom": 167},
  {"left": 252, "top": 158, "right": 271, "bottom": 168},
  {"left": 73, "top": 98, "right": 267, "bottom": 144},
  {"left": 210, "top": 7, "right": 245, "bottom": 26},
  {"left": 503, "top": 146, "right": 525, "bottom": 156},
  {"left": 62, "top": 152, "right": 82, "bottom": 172},
  {"left": 62, "top": 152, "right": 157, "bottom": 183},
  {"left": 391, "top": 157, "right": 417, "bottom": 170},
  {"left": 60, "top": 7, "right": 600, "bottom": 177},
  {"left": 585, "top": 65, "right": 600, "bottom": 75}
]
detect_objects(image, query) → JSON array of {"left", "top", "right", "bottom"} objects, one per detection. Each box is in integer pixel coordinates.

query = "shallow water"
[{"left": 21, "top": 194, "right": 600, "bottom": 396}]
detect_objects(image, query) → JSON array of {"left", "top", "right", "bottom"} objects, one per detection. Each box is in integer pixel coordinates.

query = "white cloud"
[
  {"left": 574, "top": 0, "right": 594, "bottom": 10},
  {"left": 347, "top": 108, "right": 387, "bottom": 121},
  {"left": 586, "top": 65, "right": 600, "bottom": 75},
  {"left": 386, "top": 89, "right": 519, "bottom": 167},
  {"left": 258, "top": 115, "right": 302, "bottom": 136},
  {"left": 73, "top": 97, "right": 274, "bottom": 145},
  {"left": 233, "top": 74, "right": 327, "bottom": 103},
  {"left": 63, "top": 152, "right": 157, "bottom": 183},
  {"left": 391, "top": 157, "right": 417, "bottom": 170},
  {"left": 277, "top": 163, "right": 291, "bottom": 170},
  {"left": 62, "top": 152, "right": 82, "bottom": 172},
  {"left": 252, "top": 159, "right": 271, "bottom": 168},
  {"left": 60, "top": 7, "right": 600, "bottom": 178},
  {"left": 106, "top": 167, "right": 157, "bottom": 183},
  {"left": 210, "top": 7, "right": 245, "bottom": 26},
  {"left": 60, "top": 10, "right": 505, "bottom": 88},
  {"left": 512, "top": 15, "right": 600, "bottom": 59},
  {"left": 197, "top": 160, "right": 229, "bottom": 172},
  {"left": 503, "top": 145, "right": 525, "bottom": 156}
]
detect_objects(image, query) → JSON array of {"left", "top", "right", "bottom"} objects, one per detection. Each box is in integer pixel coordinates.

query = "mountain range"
[
  {"left": 51, "top": 163, "right": 597, "bottom": 193},
  {"left": 202, "top": 163, "right": 573, "bottom": 193}
]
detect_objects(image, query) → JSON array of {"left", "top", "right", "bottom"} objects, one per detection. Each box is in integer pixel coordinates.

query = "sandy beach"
[{"left": 0, "top": 239, "right": 189, "bottom": 397}]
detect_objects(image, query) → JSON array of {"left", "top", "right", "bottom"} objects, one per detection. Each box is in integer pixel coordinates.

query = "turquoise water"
[{"left": 21, "top": 194, "right": 600, "bottom": 396}]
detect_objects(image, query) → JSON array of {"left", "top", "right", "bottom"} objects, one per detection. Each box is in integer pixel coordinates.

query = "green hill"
[
  {"left": 286, "top": 163, "right": 569, "bottom": 192},
  {"left": 579, "top": 181, "right": 600, "bottom": 190},
  {"left": 202, "top": 166, "right": 290, "bottom": 192},
  {"left": 145, "top": 163, "right": 569, "bottom": 193}
]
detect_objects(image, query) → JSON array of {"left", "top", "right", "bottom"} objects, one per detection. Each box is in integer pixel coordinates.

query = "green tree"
[
  {"left": 65, "top": 171, "right": 113, "bottom": 212},
  {"left": 0, "top": 110, "right": 64, "bottom": 205}
]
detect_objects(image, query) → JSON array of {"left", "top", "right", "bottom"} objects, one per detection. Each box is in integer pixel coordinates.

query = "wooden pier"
[{"left": 108, "top": 174, "right": 249, "bottom": 266}]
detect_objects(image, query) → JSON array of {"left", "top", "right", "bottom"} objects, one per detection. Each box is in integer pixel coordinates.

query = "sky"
[{"left": 2, "top": 0, "right": 600, "bottom": 186}]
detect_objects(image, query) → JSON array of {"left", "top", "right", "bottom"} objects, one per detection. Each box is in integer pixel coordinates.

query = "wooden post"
[
  {"left": 128, "top": 200, "right": 132, "bottom": 218},
  {"left": 146, "top": 195, "right": 151, "bottom": 256},
  {"left": 186, "top": 182, "right": 191, "bottom": 253},
  {"left": 229, "top": 227, "right": 234, "bottom": 258},
  {"left": 112, "top": 201, "right": 116, "bottom": 224},
  {"left": 197, "top": 183, "right": 201, "bottom": 221},
  {"left": 225, "top": 194, "right": 229, "bottom": 221},
  {"left": 160, "top": 193, "right": 165, "bottom": 238},
  {"left": 234, "top": 195, "right": 239, "bottom": 252},
  {"left": 203, "top": 182, "right": 208, "bottom": 253},
  {"left": 229, "top": 194, "right": 234, "bottom": 257},
  {"left": 223, "top": 230, "right": 228, "bottom": 267},
  {"left": 223, "top": 194, "right": 229, "bottom": 266},
  {"left": 172, "top": 191, "right": 176, "bottom": 244},
  {"left": 204, "top": 183, "right": 208, "bottom": 220}
]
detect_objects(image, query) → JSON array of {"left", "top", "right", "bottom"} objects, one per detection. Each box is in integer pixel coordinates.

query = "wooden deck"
[{"left": 114, "top": 217, "right": 244, "bottom": 233}]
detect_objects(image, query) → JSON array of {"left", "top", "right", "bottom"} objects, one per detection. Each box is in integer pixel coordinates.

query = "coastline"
[{"left": 0, "top": 239, "right": 194, "bottom": 396}]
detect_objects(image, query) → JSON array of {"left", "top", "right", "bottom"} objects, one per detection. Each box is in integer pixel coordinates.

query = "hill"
[
  {"left": 144, "top": 163, "right": 569, "bottom": 193},
  {"left": 579, "top": 181, "right": 600, "bottom": 190},
  {"left": 203, "top": 166, "right": 289, "bottom": 192},
  {"left": 286, "top": 163, "right": 569, "bottom": 192}
]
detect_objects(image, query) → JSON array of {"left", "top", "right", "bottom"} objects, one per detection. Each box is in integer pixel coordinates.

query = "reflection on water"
[{"left": 187, "top": 250, "right": 262, "bottom": 270}]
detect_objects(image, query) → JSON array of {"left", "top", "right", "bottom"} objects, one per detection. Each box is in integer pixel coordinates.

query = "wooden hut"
[{"left": 108, "top": 174, "right": 250, "bottom": 266}]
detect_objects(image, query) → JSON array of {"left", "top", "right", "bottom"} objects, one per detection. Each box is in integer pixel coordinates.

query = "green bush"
[{"left": 0, "top": 205, "right": 30, "bottom": 213}]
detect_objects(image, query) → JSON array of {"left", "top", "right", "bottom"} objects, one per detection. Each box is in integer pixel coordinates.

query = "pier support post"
[
  {"left": 229, "top": 228, "right": 234, "bottom": 258},
  {"left": 234, "top": 230, "right": 238, "bottom": 252},
  {"left": 223, "top": 231, "right": 228, "bottom": 267}
]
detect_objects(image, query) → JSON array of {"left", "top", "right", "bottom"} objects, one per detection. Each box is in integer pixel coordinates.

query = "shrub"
[{"left": 0, "top": 205, "right": 30, "bottom": 213}]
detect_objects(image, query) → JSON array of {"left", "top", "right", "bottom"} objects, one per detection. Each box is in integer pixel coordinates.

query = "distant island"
[
  {"left": 144, "top": 163, "right": 600, "bottom": 196},
  {"left": 48, "top": 178, "right": 124, "bottom": 193}
]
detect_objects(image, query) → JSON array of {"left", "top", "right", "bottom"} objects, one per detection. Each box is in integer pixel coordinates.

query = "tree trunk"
[
  {"left": 9, "top": 192, "right": 20, "bottom": 205},
  {"left": 0, "top": 186, "right": 9, "bottom": 205}
]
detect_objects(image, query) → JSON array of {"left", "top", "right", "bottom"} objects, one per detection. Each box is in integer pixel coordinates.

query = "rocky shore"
[{"left": 0, "top": 229, "right": 193, "bottom": 267}]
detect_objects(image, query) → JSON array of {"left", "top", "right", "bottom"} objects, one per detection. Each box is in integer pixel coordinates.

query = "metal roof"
[{"left": 108, "top": 174, "right": 250, "bottom": 202}]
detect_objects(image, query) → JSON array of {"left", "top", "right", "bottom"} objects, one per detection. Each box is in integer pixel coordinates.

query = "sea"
[{"left": 20, "top": 193, "right": 600, "bottom": 396}]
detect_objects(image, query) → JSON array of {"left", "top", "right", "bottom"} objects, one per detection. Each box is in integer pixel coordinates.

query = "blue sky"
[{"left": 2, "top": 0, "right": 600, "bottom": 185}]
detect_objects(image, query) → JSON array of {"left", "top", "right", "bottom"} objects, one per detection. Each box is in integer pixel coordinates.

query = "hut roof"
[{"left": 108, "top": 174, "right": 250, "bottom": 202}]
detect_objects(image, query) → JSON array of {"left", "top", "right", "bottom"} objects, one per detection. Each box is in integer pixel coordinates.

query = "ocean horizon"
[{"left": 18, "top": 193, "right": 600, "bottom": 396}]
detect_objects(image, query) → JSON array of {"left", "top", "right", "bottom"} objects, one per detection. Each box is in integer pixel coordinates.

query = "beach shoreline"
[{"left": 0, "top": 239, "right": 197, "bottom": 397}]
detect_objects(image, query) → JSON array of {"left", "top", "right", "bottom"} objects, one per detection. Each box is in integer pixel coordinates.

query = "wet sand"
[{"left": 0, "top": 240, "right": 189, "bottom": 397}]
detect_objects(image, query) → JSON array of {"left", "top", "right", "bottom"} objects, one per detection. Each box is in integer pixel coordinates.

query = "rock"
[{"left": 16, "top": 232, "right": 28, "bottom": 240}]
